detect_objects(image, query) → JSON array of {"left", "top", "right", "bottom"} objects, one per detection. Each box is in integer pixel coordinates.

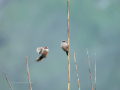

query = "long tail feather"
[
  {"left": 66, "top": 51, "right": 68, "bottom": 56},
  {"left": 36, "top": 56, "right": 43, "bottom": 62}
]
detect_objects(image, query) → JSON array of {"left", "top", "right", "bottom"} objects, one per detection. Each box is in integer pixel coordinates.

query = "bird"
[
  {"left": 36, "top": 47, "right": 49, "bottom": 62},
  {"left": 61, "top": 41, "right": 68, "bottom": 56}
]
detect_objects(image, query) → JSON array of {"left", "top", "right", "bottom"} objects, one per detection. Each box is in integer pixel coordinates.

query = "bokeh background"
[{"left": 0, "top": 0, "right": 120, "bottom": 90}]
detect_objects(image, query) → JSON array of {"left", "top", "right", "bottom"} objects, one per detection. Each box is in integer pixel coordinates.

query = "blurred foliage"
[{"left": 0, "top": 0, "right": 120, "bottom": 90}]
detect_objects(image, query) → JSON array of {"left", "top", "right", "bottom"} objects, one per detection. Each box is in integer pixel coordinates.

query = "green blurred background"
[{"left": 0, "top": 0, "right": 120, "bottom": 90}]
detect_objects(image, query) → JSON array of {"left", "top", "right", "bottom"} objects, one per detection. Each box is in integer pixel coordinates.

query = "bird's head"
[
  {"left": 44, "top": 47, "right": 48, "bottom": 49},
  {"left": 44, "top": 47, "right": 49, "bottom": 52},
  {"left": 62, "top": 41, "right": 67, "bottom": 43}
]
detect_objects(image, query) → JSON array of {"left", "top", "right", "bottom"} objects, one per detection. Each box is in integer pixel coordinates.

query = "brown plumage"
[{"left": 36, "top": 47, "right": 49, "bottom": 62}]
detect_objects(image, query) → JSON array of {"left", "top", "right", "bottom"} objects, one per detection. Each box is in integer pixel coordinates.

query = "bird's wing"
[{"left": 36, "top": 47, "right": 44, "bottom": 54}]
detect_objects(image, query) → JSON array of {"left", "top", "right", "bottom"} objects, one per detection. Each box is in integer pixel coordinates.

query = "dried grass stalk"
[
  {"left": 73, "top": 51, "right": 80, "bottom": 90},
  {"left": 95, "top": 50, "right": 96, "bottom": 90},
  {"left": 67, "top": 0, "right": 70, "bottom": 90},
  {"left": 26, "top": 57, "right": 32, "bottom": 90},
  {"left": 86, "top": 49, "right": 93, "bottom": 90},
  {"left": 3, "top": 71, "right": 13, "bottom": 90}
]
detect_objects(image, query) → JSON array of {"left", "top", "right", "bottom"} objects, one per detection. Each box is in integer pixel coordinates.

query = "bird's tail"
[
  {"left": 66, "top": 51, "right": 68, "bottom": 56},
  {"left": 36, "top": 56, "right": 43, "bottom": 62}
]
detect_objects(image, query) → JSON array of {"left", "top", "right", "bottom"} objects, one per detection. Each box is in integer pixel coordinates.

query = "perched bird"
[
  {"left": 36, "top": 47, "right": 49, "bottom": 62},
  {"left": 61, "top": 41, "right": 68, "bottom": 56}
]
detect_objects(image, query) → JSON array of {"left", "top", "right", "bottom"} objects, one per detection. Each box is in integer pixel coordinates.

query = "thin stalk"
[
  {"left": 26, "top": 57, "right": 32, "bottom": 90},
  {"left": 67, "top": 0, "right": 70, "bottom": 90},
  {"left": 73, "top": 51, "right": 80, "bottom": 90},
  {"left": 3, "top": 71, "right": 13, "bottom": 90},
  {"left": 95, "top": 50, "right": 96, "bottom": 90},
  {"left": 86, "top": 49, "right": 93, "bottom": 90}
]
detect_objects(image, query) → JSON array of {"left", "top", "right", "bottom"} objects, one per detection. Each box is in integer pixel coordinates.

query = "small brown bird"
[
  {"left": 36, "top": 47, "right": 49, "bottom": 62},
  {"left": 61, "top": 41, "right": 68, "bottom": 56}
]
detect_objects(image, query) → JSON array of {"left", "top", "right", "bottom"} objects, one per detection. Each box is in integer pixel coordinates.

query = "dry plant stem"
[
  {"left": 26, "top": 57, "right": 32, "bottom": 90},
  {"left": 73, "top": 51, "right": 80, "bottom": 90},
  {"left": 3, "top": 71, "right": 13, "bottom": 90},
  {"left": 67, "top": 0, "right": 70, "bottom": 90},
  {"left": 86, "top": 49, "right": 93, "bottom": 90},
  {"left": 95, "top": 50, "right": 96, "bottom": 90}
]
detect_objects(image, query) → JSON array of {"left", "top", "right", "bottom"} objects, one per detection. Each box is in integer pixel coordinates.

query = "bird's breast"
[
  {"left": 62, "top": 45, "right": 68, "bottom": 51},
  {"left": 43, "top": 51, "right": 48, "bottom": 57}
]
